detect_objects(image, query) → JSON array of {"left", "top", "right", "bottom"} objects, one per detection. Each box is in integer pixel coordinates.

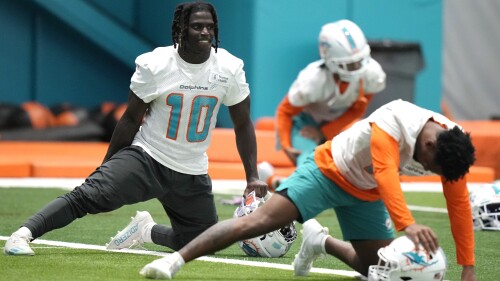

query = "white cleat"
[
  {"left": 293, "top": 219, "right": 330, "bottom": 276},
  {"left": 106, "top": 211, "right": 154, "bottom": 250},
  {"left": 140, "top": 252, "right": 184, "bottom": 280},
  {"left": 3, "top": 233, "right": 35, "bottom": 256},
  {"left": 257, "top": 161, "right": 274, "bottom": 183}
]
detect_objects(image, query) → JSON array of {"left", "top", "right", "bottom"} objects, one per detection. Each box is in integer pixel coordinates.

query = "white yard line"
[
  {"left": 0, "top": 236, "right": 361, "bottom": 278},
  {"left": 0, "top": 177, "right": 481, "bottom": 193}
]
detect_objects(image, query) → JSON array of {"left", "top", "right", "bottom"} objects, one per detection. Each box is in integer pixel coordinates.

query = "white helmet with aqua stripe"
[{"left": 318, "top": 19, "right": 371, "bottom": 82}]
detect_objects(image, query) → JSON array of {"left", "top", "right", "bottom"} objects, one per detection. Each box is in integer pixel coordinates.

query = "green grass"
[{"left": 0, "top": 188, "right": 498, "bottom": 280}]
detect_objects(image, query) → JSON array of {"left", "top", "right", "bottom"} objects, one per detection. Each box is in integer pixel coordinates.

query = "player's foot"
[
  {"left": 257, "top": 161, "right": 283, "bottom": 192},
  {"left": 106, "top": 211, "right": 154, "bottom": 250},
  {"left": 257, "top": 161, "right": 274, "bottom": 183},
  {"left": 3, "top": 233, "right": 34, "bottom": 256},
  {"left": 293, "top": 219, "right": 330, "bottom": 276},
  {"left": 140, "top": 252, "right": 185, "bottom": 279}
]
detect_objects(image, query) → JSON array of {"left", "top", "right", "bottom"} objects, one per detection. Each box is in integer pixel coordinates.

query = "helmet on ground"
[
  {"left": 469, "top": 183, "right": 500, "bottom": 231},
  {"left": 233, "top": 192, "right": 297, "bottom": 258},
  {"left": 318, "top": 19, "right": 370, "bottom": 81},
  {"left": 368, "top": 236, "right": 447, "bottom": 281}
]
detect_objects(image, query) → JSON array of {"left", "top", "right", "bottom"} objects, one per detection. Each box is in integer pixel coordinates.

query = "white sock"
[
  {"left": 15, "top": 227, "right": 33, "bottom": 240},
  {"left": 172, "top": 252, "right": 185, "bottom": 266},
  {"left": 320, "top": 235, "right": 330, "bottom": 254},
  {"left": 142, "top": 222, "right": 156, "bottom": 243}
]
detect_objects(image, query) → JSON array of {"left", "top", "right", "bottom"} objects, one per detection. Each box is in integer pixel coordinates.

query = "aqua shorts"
[{"left": 276, "top": 154, "right": 395, "bottom": 241}]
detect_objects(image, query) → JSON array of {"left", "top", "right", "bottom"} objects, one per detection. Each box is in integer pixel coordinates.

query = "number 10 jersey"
[{"left": 130, "top": 46, "right": 250, "bottom": 175}]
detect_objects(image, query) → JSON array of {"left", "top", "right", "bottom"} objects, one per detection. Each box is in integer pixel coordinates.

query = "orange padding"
[
  {"left": 0, "top": 125, "right": 496, "bottom": 182},
  {"left": 254, "top": 116, "right": 276, "bottom": 131},
  {"left": 207, "top": 128, "right": 293, "bottom": 167},
  {"left": 400, "top": 166, "right": 494, "bottom": 183},
  {"left": 0, "top": 142, "right": 108, "bottom": 178},
  {"left": 458, "top": 120, "right": 500, "bottom": 180},
  {"left": 0, "top": 129, "right": 294, "bottom": 179}
]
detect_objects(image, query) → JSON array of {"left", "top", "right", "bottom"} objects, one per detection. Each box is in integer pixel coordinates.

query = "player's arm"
[
  {"left": 229, "top": 96, "right": 268, "bottom": 198},
  {"left": 371, "top": 123, "right": 439, "bottom": 253},
  {"left": 276, "top": 95, "right": 304, "bottom": 164},
  {"left": 370, "top": 123, "right": 415, "bottom": 229},
  {"left": 442, "top": 177, "right": 476, "bottom": 279},
  {"left": 102, "top": 90, "right": 148, "bottom": 163}
]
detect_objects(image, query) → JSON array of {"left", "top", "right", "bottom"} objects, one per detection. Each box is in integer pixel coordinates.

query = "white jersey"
[
  {"left": 131, "top": 46, "right": 249, "bottom": 175},
  {"left": 287, "top": 57, "right": 385, "bottom": 123},
  {"left": 331, "top": 99, "right": 460, "bottom": 189}
]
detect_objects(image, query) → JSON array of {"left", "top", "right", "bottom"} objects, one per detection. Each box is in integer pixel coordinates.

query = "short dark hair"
[
  {"left": 171, "top": 1, "right": 220, "bottom": 52},
  {"left": 435, "top": 126, "right": 476, "bottom": 182}
]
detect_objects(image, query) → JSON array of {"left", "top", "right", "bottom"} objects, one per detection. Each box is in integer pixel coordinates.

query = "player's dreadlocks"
[
  {"left": 435, "top": 126, "right": 476, "bottom": 182},
  {"left": 172, "top": 1, "right": 219, "bottom": 52}
]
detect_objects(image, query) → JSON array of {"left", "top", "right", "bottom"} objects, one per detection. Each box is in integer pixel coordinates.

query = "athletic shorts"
[{"left": 276, "top": 154, "right": 395, "bottom": 241}]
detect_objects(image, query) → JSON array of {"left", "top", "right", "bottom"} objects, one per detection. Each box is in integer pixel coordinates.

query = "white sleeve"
[
  {"left": 130, "top": 54, "right": 159, "bottom": 103},
  {"left": 222, "top": 61, "right": 250, "bottom": 106},
  {"left": 363, "top": 58, "right": 386, "bottom": 94}
]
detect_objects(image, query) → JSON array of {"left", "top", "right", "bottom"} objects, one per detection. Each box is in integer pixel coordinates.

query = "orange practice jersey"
[{"left": 315, "top": 99, "right": 474, "bottom": 266}]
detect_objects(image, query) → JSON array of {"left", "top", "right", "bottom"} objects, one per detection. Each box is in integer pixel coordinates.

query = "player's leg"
[
  {"left": 139, "top": 153, "right": 325, "bottom": 279},
  {"left": 181, "top": 193, "right": 299, "bottom": 260},
  {"left": 282, "top": 155, "right": 393, "bottom": 276},
  {"left": 139, "top": 193, "right": 300, "bottom": 279},
  {"left": 151, "top": 173, "right": 218, "bottom": 250},
  {"left": 331, "top": 199, "right": 394, "bottom": 276},
  {"left": 4, "top": 146, "right": 159, "bottom": 255}
]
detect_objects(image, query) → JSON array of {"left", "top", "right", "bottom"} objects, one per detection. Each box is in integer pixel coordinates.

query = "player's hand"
[
  {"left": 300, "top": 126, "right": 325, "bottom": 144},
  {"left": 461, "top": 265, "right": 477, "bottom": 281},
  {"left": 243, "top": 179, "right": 268, "bottom": 199},
  {"left": 403, "top": 223, "right": 439, "bottom": 254},
  {"left": 283, "top": 147, "right": 301, "bottom": 165}
]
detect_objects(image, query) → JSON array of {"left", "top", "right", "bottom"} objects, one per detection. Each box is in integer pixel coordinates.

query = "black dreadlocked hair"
[
  {"left": 171, "top": 1, "right": 219, "bottom": 52},
  {"left": 435, "top": 126, "right": 476, "bottom": 182}
]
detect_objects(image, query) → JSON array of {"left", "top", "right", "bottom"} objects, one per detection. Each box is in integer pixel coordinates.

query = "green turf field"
[{"left": 0, "top": 187, "right": 498, "bottom": 281}]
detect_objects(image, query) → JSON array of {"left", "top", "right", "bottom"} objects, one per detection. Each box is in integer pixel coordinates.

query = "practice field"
[{"left": 1, "top": 184, "right": 499, "bottom": 281}]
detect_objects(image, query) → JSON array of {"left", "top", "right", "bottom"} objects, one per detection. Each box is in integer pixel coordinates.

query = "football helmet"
[
  {"left": 318, "top": 19, "right": 371, "bottom": 82},
  {"left": 233, "top": 192, "right": 297, "bottom": 258},
  {"left": 368, "top": 236, "right": 447, "bottom": 281},
  {"left": 469, "top": 183, "right": 500, "bottom": 231}
]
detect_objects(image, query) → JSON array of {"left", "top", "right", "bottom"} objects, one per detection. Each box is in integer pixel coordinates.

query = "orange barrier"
[
  {"left": 255, "top": 116, "right": 276, "bottom": 131},
  {"left": 0, "top": 125, "right": 496, "bottom": 182},
  {"left": 458, "top": 121, "right": 500, "bottom": 179},
  {"left": 0, "top": 142, "right": 108, "bottom": 178}
]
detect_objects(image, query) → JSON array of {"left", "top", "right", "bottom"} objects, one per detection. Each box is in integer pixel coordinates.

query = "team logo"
[{"left": 402, "top": 251, "right": 437, "bottom": 268}]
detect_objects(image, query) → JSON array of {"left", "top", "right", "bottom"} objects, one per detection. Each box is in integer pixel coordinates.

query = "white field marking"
[
  {"left": 0, "top": 236, "right": 361, "bottom": 278},
  {"left": 0, "top": 178, "right": 491, "bottom": 194}
]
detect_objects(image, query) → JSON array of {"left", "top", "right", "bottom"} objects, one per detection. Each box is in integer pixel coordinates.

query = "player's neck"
[{"left": 178, "top": 48, "right": 210, "bottom": 64}]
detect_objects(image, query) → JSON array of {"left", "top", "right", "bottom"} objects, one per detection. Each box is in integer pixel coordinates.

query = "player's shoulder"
[
  {"left": 301, "top": 60, "right": 327, "bottom": 74},
  {"left": 213, "top": 48, "right": 243, "bottom": 65},
  {"left": 366, "top": 57, "right": 384, "bottom": 71},
  {"left": 212, "top": 48, "right": 245, "bottom": 75},
  {"left": 135, "top": 46, "right": 176, "bottom": 70},
  {"left": 296, "top": 60, "right": 328, "bottom": 81}
]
